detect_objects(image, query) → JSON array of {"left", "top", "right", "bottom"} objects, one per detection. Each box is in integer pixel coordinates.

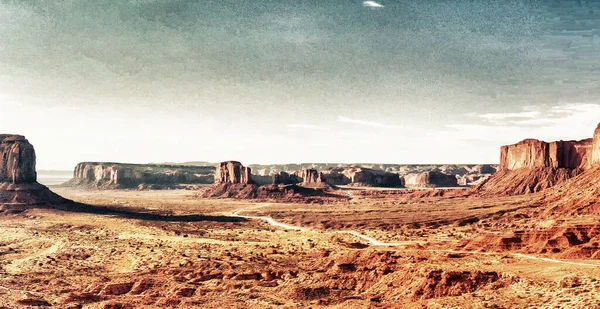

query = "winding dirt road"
[{"left": 230, "top": 203, "right": 600, "bottom": 268}]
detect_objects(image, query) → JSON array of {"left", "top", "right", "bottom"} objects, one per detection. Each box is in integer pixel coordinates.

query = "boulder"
[{"left": 215, "top": 161, "right": 254, "bottom": 185}]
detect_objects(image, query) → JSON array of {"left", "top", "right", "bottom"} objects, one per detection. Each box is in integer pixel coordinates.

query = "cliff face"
[
  {"left": 215, "top": 161, "right": 254, "bottom": 185},
  {"left": 67, "top": 162, "right": 215, "bottom": 189},
  {"left": 404, "top": 172, "right": 458, "bottom": 188},
  {"left": 593, "top": 124, "right": 600, "bottom": 166},
  {"left": 480, "top": 123, "right": 600, "bottom": 196},
  {"left": 0, "top": 134, "right": 65, "bottom": 204},
  {"left": 297, "top": 169, "right": 324, "bottom": 185},
  {"left": 0, "top": 135, "right": 37, "bottom": 184},
  {"left": 500, "top": 139, "right": 592, "bottom": 171}
]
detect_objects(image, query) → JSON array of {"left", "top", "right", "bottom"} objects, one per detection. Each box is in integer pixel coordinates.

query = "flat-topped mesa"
[
  {"left": 593, "top": 124, "right": 600, "bottom": 166},
  {"left": 500, "top": 138, "right": 592, "bottom": 171},
  {"left": 404, "top": 171, "right": 458, "bottom": 188},
  {"left": 0, "top": 135, "right": 37, "bottom": 184},
  {"left": 67, "top": 162, "right": 215, "bottom": 189},
  {"left": 215, "top": 161, "right": 254, "bottom": 185},
  {"left": 297, "top": 168, "right": 324, "bottom": 185}
]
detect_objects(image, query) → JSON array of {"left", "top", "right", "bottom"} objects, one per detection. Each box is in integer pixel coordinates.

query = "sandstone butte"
[
  {"left": 0, "top": 134, "right": 64, "bottom": 204},
  {"left": 215, "top": 161, "right": 255, "bottom": 185},
  {"left": 66, "top": 162, "right": 214, "bottom": 189},
  {"left": 477, "top": 122, "right": 600, "bottom": 195},
  {"left": 296, "top": 168, "right": 324, "bottom": 185}
]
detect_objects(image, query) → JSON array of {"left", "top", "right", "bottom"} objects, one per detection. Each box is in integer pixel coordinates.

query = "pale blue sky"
[{"left": 1, "top": 0, "right": 599, "bottom": 169}]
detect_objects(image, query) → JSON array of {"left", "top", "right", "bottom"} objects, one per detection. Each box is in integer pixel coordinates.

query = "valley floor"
[{"left": 0, "top": 188, "right": 599, "bottom": 308}]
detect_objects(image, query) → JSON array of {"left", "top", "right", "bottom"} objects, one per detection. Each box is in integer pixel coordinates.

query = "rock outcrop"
[
  {"left": 297, "top": 169, "right": 324, "bottom": 186},
  {"left": 500, "top": 139, "right": 592, "bottom": 171},
  {"left": 339, "top": 168, "right": 403, "bottom": 187},
  {"left": 215, "top": 161, "right": 254, "bottom": 185},
  {"left": 404, "top": 172, "right": 458, "bottom": 188},
  {"left": 65, "top": 162, "right": 214, "bottom": 189},
  {"left": 479, "top": 122, "right": 600, "bottom": 195},
  {"left": 0, "top": 134, "right": 65, "bottom": 205},
  {"left": 272, "top": 172, "right": 300, "bottom": 185},
  {"left": 0, "top": 135, "right": 37, "bottom": 184},
  {"left": 593, "top": 124, "right": 600, "bottom": 166}
]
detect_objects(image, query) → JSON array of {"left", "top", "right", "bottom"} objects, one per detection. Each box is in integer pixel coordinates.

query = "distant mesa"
[
  {"left": 297, "top": 168, "right": 324, "bottom": 186},
  {"left": 0, "top": 134, "right": 65, "bottom": 205},
  {"left": 404, "top": 171, "right": 458, "bottom": 188},
  {"left": 477, "top": 122, "right": 600, "bottom": 195},
  {"left": 215, "top": 161, "right": 255, "bottom": 185},
  {"left": 64, "top": 162, "right": 214, "bottom": 189}
]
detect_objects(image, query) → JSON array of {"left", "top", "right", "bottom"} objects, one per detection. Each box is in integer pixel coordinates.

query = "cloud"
[
  {"left": 363, "top": 1, "right": 384, "bottom": 8},
  {"left": 446, "top": 103, "right": 600, "bottom": 143},
  {"left": 479, "top": 111, "right": 541, "bottom": 121},
  {"left": 337, "top": 116, "right": 402, "bottom": 129},
  {"left": 286, "top": 124, "right": 329, "bottom": 130}
]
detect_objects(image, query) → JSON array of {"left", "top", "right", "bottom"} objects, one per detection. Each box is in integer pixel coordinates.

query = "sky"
[{"left": 1, "top": 0, "right": 600, "bottom": 170}]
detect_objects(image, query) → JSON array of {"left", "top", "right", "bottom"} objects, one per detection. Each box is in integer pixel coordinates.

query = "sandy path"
[
  {"left": 231, "top": 203, "right": 600, "bottom": 268},
  {"left": 4, "top": 240, "right": 63, "bottom": 275}
]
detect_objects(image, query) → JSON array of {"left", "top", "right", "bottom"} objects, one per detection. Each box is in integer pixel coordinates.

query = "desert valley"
[{"left": 0, "top": 123, "right": 600, "bottom": 308}]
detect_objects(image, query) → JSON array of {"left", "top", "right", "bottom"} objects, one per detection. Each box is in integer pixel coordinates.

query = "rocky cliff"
[
  {"left": 404, "top": 172, "right": 459, "bottom": 188},
  {"left": 297, "top": 169, "right": 324, "bottom": 186},
  {"left": 65, "top": 162, "right": 214, "bottom": 189},
  {"left": 215, "top": 161, "right": 254, "bottom": 185},
  {"left": 0, "top": 135, "right": 37, "bottom": 184},
  {"left": 593, "top": 124, "right": 600, "bottom": 166},
  {"left": 500, "top": 139, "right": 592, "bottom": 171},
  {"left": 479, "top": 123, "right": 600, "bottom": 195},
  {"left": 0, "top": 134, "right": 65, "bottom": 204}
]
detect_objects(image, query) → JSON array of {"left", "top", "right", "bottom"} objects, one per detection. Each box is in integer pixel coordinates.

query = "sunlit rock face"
[
  {"left": 215, "top": 161, "right": 254, "bottom": 185},
  {"left": 297, "top": 169, "right": 324, "bottom": 185},
  {"left": 0, "top": 134, "right": 65, "bottom": 205},
  {"left": 404, "top": 172, "right": 458, "bottom": 188},
  {"left": 500, "top": 138, "right": 592, "bottom": 171},
  {"left": 0, "top": 135, "right": 37, "bottom": 184},
  {"left": 592, "top": 124, "right": 600, "bottom": 166}
]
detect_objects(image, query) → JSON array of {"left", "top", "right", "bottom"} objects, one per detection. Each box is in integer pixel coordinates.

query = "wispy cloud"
[
  {"left": 363, "top": 1, "right": 384, "bottom": 8},
  {"left": 337, "top": 116, "right": 402, "bottom": 129},
  {"left": 287, "top": 124, "right": 329, "bottom": 130},
  {"left": 446, "top": 103, "right": 600, "bottom": 143}
]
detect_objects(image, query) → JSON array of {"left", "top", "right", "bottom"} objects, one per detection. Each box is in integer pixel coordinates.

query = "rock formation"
[
  {"left": 500, "top": 139, "right": 592, "bottom": 171},
  {"left": 340, "top": 168, "right": 403, "bottom": 187},
  {"left": 215, "top": 161, "right": 254, "bottom": 185},
  {"left": 65, "top": 162, "right": 214, "bottom": 189},
  {"left": 0, "top": 134, "right": 37, "bottom": 184},
  {"left": 0, "top": 134, "right": 64, "bottom": 204},
  {"left": 297, "top": 169, "right": 324, "bottom": 186},
  {"left": 272, "top": 171, "right": 300, "bottom": 185},
  {"left": 404, "top": 172, "right": 458, "bottom": 188},
  {"left": 593, "top": 124, "right": 600, "bottom": 166},
  {"left": 479, "top": 123, "right": 600, "bottom": 195}
]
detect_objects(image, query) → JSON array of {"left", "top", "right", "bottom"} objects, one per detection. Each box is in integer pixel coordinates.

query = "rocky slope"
[
  {"left": 478, "top": 123, "right": 600, "bottom": 195},
  {"left": 64, "top": 162, "right": 214, "bottom": 189},
  {"left": 0, "top": 134, "right": 65, "bottom": 204}
]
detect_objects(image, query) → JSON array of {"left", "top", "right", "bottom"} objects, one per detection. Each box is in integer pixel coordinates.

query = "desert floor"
[{"left": 0, "top": 187, "right": 599, "bottom": 308}]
